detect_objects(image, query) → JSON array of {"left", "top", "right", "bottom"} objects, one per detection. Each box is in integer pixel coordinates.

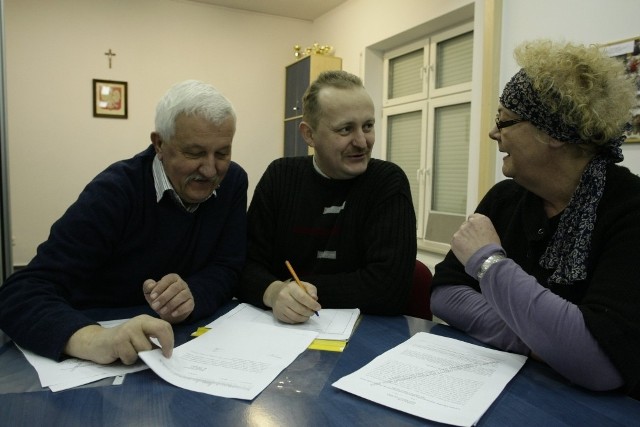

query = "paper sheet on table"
[
  {"left": 18, "top": 319, "right": 148, "bottom": 392},
  {"left": 208, "top": 303, "right": 360, "bottom": 341},
  {"left": 139, "top": 320, "right": 317, "bottom": 400},
  {"left": 332, "top": 332, "right": 527, "bottom": 427}
]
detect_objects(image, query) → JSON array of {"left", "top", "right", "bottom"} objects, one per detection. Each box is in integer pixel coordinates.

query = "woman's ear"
[
  {"left": 299, "top": 121, "right": 315, "bottom": 147},
  {"left": 548, "top": 136, "right": 566, "bottom": 149}
]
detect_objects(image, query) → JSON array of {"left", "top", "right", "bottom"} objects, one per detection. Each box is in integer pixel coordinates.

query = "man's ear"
[
  {"left": 150, "top": 132, "right": 164, "bottom": 159},
  {"left": 299, "top": 121, "right": 315, "bottom": 147}
]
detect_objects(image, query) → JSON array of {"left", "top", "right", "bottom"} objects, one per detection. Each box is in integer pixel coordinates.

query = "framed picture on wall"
[
  {"left": 93, "top": 79, "right": 128, "bottom": 119},
  {"left": 601, "top": 37, "right": 640, "bottom": 143}
]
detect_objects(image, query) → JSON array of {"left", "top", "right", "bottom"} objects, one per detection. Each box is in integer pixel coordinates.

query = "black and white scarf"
[{"left": 500, "top": 69, "right": 626, "bottom": 285}]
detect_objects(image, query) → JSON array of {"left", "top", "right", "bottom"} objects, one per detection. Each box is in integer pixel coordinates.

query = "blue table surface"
[{"left": 1, "top": 302, "right": 640, "bottom": 427}]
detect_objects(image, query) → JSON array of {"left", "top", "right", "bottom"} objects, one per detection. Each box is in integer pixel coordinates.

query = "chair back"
[{"left": 405, "top": 260, "right": 433, "bottom": 320}]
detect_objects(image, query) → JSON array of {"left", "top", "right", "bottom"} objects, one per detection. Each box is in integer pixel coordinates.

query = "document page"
[
  {"left": 139, "top": 320, "right": 317, "bottom": 400},
  {"left": 209, "top": 303, "right": 360, "bottom": 341},
  {"left": 18, "top": 319, "right": 148, "bottom": 392},
  {"left": 332, "top": 332, "right": 527, "bottom": 427}
]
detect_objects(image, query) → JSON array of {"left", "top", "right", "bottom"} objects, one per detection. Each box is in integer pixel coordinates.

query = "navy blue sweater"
[{"left": 0, "top": 145, "right": 247, "bottom": 360}]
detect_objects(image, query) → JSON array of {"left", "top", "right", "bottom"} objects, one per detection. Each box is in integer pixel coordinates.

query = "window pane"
[
  {"left": 436, "top": 31, "right": 473, "bottom": 88},
  {"left": 387, "top": 110, "right": 422, "bottom": 219},
  {"left": 425, "top": 212, "right": 465, "bottom": 243},
  {"left": 388, "top": 49, "right": 423, "bottom": 99},
  {"left": 432, "top": 103, "right": 470, "bottom": 214}
]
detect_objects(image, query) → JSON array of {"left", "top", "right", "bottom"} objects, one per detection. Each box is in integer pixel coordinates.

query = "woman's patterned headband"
[{"left": 500, "top": 69, "right": 624, "bottom": 162}]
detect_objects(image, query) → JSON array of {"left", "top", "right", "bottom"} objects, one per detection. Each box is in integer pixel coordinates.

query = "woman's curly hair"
[{"left": 514, "top": 39, "right": 636, "bottom": 145}]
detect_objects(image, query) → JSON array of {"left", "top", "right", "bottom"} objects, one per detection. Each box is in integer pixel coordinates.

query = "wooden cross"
[{"left": 104, "top": 49, "right": 116, "bottom": 69}]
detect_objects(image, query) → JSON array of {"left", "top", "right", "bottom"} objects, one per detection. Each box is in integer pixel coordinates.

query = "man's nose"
[
  {"left": 199, "top": 154, "right": 217, "bottom": 177},
  {"left": 353, "top": 129, "right": 367, "bottom": 147}
]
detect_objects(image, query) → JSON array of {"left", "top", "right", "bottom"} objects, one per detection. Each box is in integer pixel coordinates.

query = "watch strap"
[{"left": 477, "top": 253, "right": 506, "bottom": 280}]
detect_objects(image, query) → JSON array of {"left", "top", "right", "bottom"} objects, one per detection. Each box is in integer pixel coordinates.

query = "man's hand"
[
  {"left": 263, "top": 280, "right": 321, "bottom": 324},
  {"left": 64, "top": 315, "right": 174, "bottom": 365},
  {"left": 451, "top": 213, "right": 502, "bottom": 266},
  {"left": 143, "top": 273, "right": 195, "bottom": 323}
]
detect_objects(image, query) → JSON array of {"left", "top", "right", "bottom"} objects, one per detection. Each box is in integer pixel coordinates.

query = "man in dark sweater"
[
  {"left": 238, "top": 71, "right": 416, "bottom": 323},
  {"left": 0, "top": 80, "right": 247, "bottom": 364}
]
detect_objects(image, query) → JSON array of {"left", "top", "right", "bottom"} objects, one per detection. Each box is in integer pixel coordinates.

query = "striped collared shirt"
[{"left": 152, "top": 155, "right": 216, "bottom": 213}]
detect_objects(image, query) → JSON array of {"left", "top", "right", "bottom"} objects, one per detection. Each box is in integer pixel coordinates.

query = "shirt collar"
[
  {"left": 312, "top": 155, "right": 331, "bottom": 179},
  {"left": 152, "top": 155, "right": 216, "bottom": 213}
]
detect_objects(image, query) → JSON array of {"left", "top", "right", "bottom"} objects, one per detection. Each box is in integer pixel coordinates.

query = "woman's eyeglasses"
[{"left": 495, "top": 115, "right": 527, "bottom": 131}]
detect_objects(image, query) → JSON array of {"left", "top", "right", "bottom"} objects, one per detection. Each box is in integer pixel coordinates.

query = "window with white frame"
[{"left": 382, "top": 23, "right": 473, "bottom": 253}]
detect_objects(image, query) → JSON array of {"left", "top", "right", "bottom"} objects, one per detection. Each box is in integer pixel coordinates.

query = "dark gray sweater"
[{"left": 238, "top": 156, "right": 417, "bottom": 315}]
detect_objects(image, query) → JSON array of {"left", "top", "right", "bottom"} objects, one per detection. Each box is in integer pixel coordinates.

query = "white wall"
[
  {"left": 313, "top": 0, "right": 473, "bottom": 74},
  {"left": 313, "top": 0, "right": 477, "bottom": 271},
  {"left": 5, "top": 0, "right": 640, "bottom": 270},
  {"left": 4, "top": 0, "right": 477, "bottom": 268},
  {"left": 496, "top": 0, "right": 640, "bottom": 183},
  {"left": 4, "top": 0, "right": 313, "bottom": 265},
  {"left": 316, "top": 0, "right": 640, "bottom": 271},
  {"left": 312, "top": 0, "right": 474, "bottom": 161}
]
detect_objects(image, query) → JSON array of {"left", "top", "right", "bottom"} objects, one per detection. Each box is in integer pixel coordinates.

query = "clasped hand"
[
  {"left": 264, "top": 280, "right": 321, "bottom": 324},
  {"left": 451, "top": 213, "right": 501, "bottom": 266},
  {"left": 143, "top": 273, "right": 195, "bottom": 323}
]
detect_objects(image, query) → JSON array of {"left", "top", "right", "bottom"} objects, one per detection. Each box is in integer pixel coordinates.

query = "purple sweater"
[
  {"left": 0, "top": 145, "right": 247, "bottom": 360},
  {"left": 432, "top": 164, "right": 640, "bottom": 395}
]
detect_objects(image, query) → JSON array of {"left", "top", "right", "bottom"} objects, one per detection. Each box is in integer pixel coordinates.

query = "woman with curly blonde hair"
[{"left": 432, "top": 39, "right": 640, "bottom": 398}]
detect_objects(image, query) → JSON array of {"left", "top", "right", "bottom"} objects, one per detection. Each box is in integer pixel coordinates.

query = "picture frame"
[
  {"left": 601, "top": 37, "right": 640, "bottom": 143},
  {"left": 92, "top": 79, "right": 128, "bottom": 119}
]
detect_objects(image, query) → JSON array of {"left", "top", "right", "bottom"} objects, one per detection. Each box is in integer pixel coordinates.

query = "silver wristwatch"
[{"left": 477, "top": 253, "right": 506, "bottom": 280}]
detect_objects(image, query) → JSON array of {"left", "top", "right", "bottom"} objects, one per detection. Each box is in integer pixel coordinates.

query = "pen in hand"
[{"left": 285, "top": 260, "right": 319, "bottom": 317}]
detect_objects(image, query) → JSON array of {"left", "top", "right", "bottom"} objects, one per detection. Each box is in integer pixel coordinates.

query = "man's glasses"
[{"left": 495, "top": 115, "right": 527, "bottom": 131}]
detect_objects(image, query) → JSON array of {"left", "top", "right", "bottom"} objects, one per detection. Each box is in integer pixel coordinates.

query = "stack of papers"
[
  {"left": 138, "top": 304, "right": 361, "bottom": 399},
  {"left": 209, "top": 303, "right": 361, "bottom": 351},
  {"left": 139, "top": 319, "right": 317, "bottom": 400},
  {"left": 19, "top": 301, "right": 527, "bottom": 422},
  {"left": 332, "top": 332, "right": 527, "bottom": 427},
  {"left": 18, "top": 319, "right": 148, "bottom": 392},
  {"left": 18, "top": 305, "right": 361, "bottom": 396},
  {"left": 19, "top": 349, "right": 148, "bottom": 392}
]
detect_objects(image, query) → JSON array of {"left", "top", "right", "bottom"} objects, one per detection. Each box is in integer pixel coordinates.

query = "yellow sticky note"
[
  {"left": 190, "top": 327, "right": 211, "bottom": 337},
  {"left": 308, "top": 339, "right": 347, "bottom": 352}
]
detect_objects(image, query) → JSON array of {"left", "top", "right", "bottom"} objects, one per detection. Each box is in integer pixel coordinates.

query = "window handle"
[
  {"left": 420, "top": 66, "right": 428, "bottom": 84},
  {"left": 416, "top": 168, "right": 429, "bottom": 183}
]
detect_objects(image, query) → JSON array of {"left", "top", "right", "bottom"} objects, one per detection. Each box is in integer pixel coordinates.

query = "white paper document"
[
  {"left": 209, "top": 303, "right": 360, "bottom": 341},
  {"left": 139, "top": 320, "right": 318, "bottom": 400},
  {"left": 332, "top": 332, "right": 527, "bottom": 427},
  {"left": 18, "top": 319, "right": 148, "bottom": 392}
]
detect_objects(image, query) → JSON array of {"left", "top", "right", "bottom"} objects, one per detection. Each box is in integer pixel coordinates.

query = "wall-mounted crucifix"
[{"left": 104, "top": 49, "right": 116, "bottom": 69}]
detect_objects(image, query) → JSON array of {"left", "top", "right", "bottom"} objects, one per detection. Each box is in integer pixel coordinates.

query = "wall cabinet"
[{"left": 284, "top": 55, "right": 342, "bottom": 157}]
